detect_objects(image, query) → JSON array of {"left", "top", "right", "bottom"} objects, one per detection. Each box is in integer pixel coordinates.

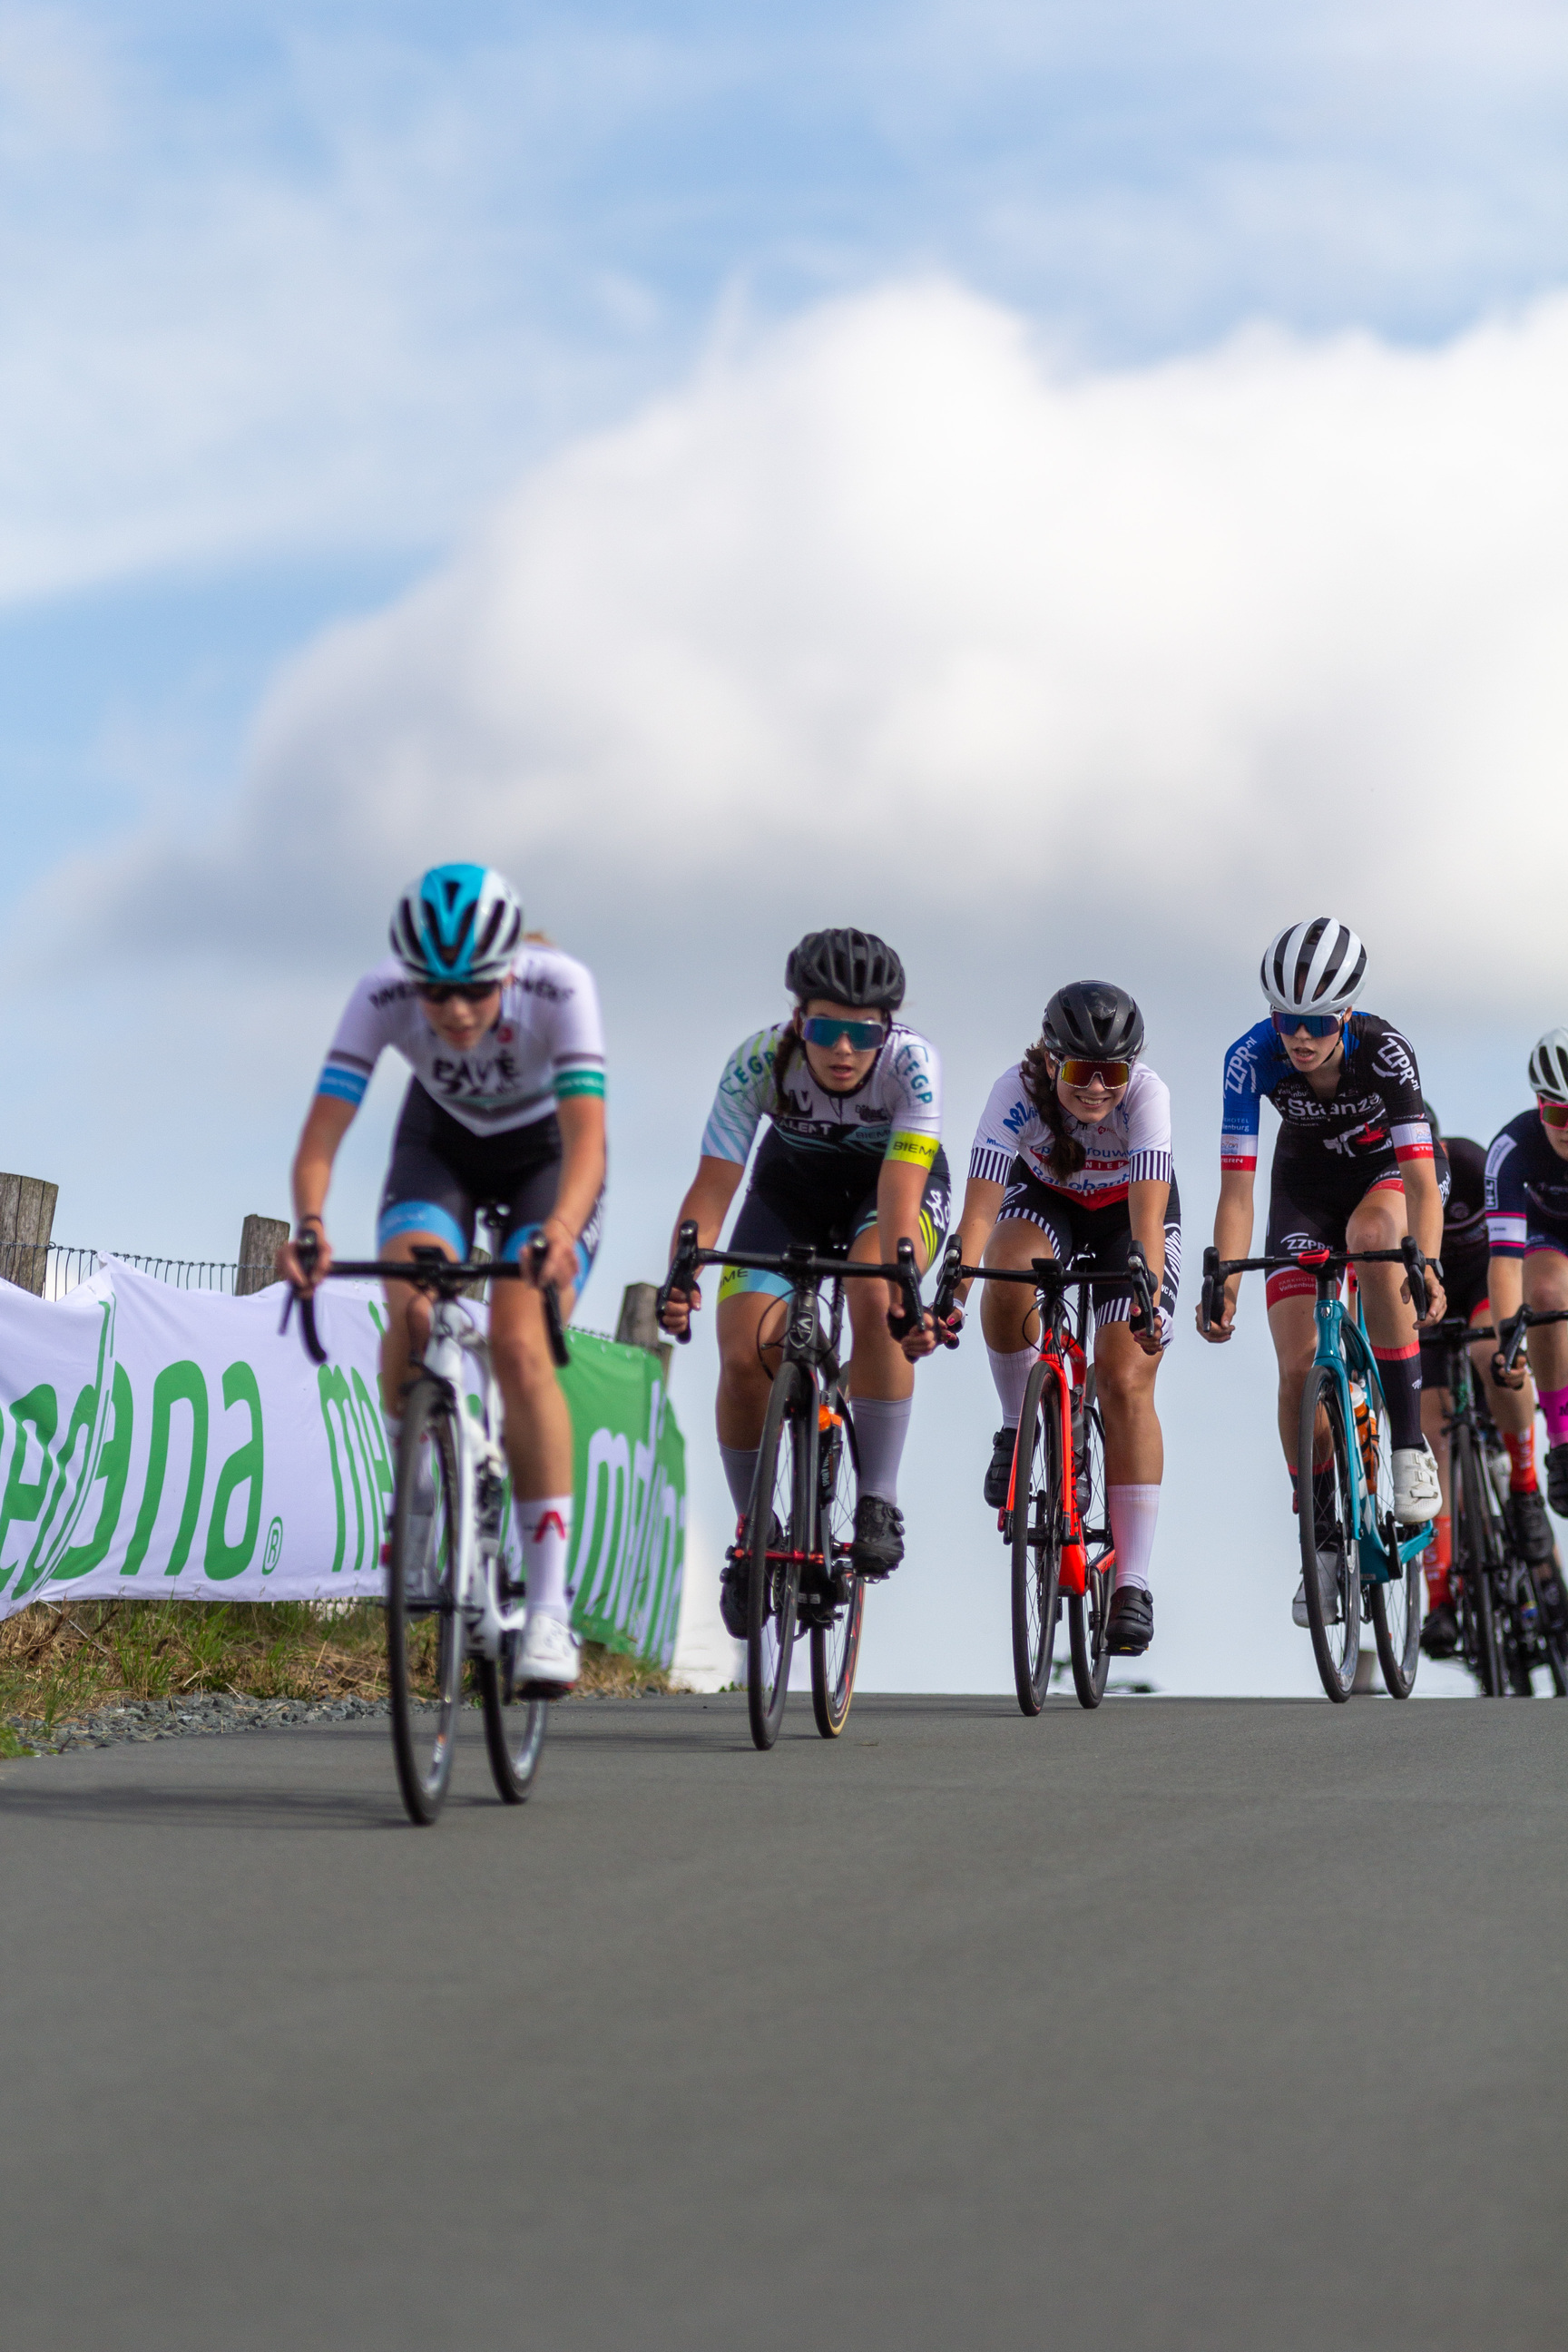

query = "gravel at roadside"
[{"left": 3, "top": 1691, "right": 393, "bottom": 1756}]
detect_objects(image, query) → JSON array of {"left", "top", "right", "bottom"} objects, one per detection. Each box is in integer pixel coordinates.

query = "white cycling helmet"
[
  {"left": 1259, "top": 917, "right": 1367, "bottom": 1017},
  {"left": 390, "top": 863, "right": 524, "bottom": 985},
  {"left": 1528, "top": 1026, "right": 1568, "bottom": 1104}
]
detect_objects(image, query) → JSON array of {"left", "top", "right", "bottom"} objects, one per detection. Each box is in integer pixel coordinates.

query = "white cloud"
[{"left": 100, "top": 276, "right": 1568, "bottom": 1006}]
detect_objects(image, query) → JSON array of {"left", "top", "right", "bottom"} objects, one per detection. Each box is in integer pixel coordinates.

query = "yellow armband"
[{"left": 886, "top": 1130, "right": 939, "bottom": 1171}]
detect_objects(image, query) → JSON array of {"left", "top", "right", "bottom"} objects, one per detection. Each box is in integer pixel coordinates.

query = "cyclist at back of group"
[
  {"left": 1485, "top": 1026, "right": 1568, "bottom": 1562},
  {"left": 279, "top": 863, "right": 607, "bottom": 1696},
  {"left": 1199, "top": 917, "right": 1446, "bottom": 1627},
  {"left": 911, "top": 981, "right": 1177, "bottom": 1659},
  {"left": 1417, "top": 1102, "right": 1555, "bottom": 1660},
  {"left": 657, "top": 928, "right": 947, "bottom": 1631}
]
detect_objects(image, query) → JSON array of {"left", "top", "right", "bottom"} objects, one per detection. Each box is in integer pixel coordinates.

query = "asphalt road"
[{"left": 3, "top": 1692, "right": 1564, "bottom": 2350}]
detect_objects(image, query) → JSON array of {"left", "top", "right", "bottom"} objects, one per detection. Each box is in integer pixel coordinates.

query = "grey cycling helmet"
[
  {"left": 1260, "top": 917, "right": 1366, "bottom": 1016},
  {"left": 1041, "top": 981, "right": 1145, "bottom": 1063},
  {"left": 1528, "top": 1026, "right": 1568, "bottom": 1104},
  {"left": 785, "top": 928, "right": 906, "bottom": 1012}
]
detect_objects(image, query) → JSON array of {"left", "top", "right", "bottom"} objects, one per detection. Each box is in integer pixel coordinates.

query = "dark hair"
[
  {"left": 1020, "top": 1040, "right": 1085, "bottom": 1182},
  {"left": 772, "top": 1018, "right": 802, "bottom": 1110}
]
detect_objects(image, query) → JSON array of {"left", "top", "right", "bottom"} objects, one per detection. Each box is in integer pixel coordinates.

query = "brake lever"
[
  {"left": 657, "top": 1218, "right": 701, "bottom": 1347},
  {"left": 887, "top": 1235, "right": 926, "bottom": 1342},
  {"left": 280, "top": 1231, "right": 328, "bottom": 1366},
  {"left": 1126, "top": 1238, "right": 1153, "bottom": 1337},
  {"left": 1500, "top": 1307, "right": 1530, "bottom": 1375},
  {"left": 530, "top": 1234, "right": 572, "bottom": 1370},
  {"left": 1400, "top": 1233, "right": 1430, "bottom": 1323},
  {"left": 1199, "top": 1243, "right": 1221, "bottom": 1336},
  {"left": 931, "top": 1234, "right": 965, "bottom": 1349}
]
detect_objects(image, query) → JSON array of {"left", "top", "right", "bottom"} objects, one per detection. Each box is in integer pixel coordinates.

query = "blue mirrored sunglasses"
[
  {"left": 801, "top": 1015, "right": 887, "bottom": 1051},
  {"left": 1270, "top": 1009, "right": 1342, "bottom": 1041}
]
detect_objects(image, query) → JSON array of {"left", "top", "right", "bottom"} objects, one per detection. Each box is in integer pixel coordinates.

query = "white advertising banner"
[{"left": 0, "top": 1262, "right": 686, "bottom": 1662}]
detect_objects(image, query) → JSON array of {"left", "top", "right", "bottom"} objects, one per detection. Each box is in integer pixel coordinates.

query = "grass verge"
[{"left": 1, "top": 1598, "right": 672, "bottom": 1736}]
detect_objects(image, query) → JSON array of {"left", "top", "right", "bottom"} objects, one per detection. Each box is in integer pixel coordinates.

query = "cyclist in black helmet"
[
  {"left": 918, "top": 980, "right": 1177, "bottom": 1658},
  {"left": 659, "top": 928, "right": 949, "bottom": 1619}
]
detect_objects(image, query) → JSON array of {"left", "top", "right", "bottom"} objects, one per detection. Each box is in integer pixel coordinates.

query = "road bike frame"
[{"left": 659, "top": 1221, "right": 926, "bottom": 1749}]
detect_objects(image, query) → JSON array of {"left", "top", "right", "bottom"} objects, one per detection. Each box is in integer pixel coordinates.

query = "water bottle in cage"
[{"left": 1351, "top": 1378, "right": 1378, "bottom": 1488}]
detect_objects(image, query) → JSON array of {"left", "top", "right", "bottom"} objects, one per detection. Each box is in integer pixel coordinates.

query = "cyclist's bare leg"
[
  {"left": 715, "top": 1289, "right": 789, "bottom": 1447},
  {"left": 1093, "top": 1319, "right": 1163, "bottom": 1485},
  {"left": 975, "top": 1216, "right": 1050, "bottom": 1355},
  {"left": 1266, "top": 1292, "right": 1318, "bottom": 1464},
  {"left": 1345, "top": 1183, "right": 1418, "bottom": 1356},
  {"left": 845, "top": 1217, "right": 932, "bottom": 1402},
  {"left": 1523, "top": 1248, "right": 1568, "bottom": 1391},
  {"left": 377, "top": 1228, "right": 456, "bottom": 1416},
  {"left": 489, "top": 1271, "right": 578, "bottom": 1499}
]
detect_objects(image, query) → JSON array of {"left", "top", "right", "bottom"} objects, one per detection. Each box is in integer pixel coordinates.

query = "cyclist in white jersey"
[
  {"left": 659, "top": 929, "right": 948, "bottom": 1621},
  {"left": 279, "top": 864, "right": 607, "bottom": 1695},
  {"left": 912, "top": 981, "right": 1174, "bottom": 1656}
]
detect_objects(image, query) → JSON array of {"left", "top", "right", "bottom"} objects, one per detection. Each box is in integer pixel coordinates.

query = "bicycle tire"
[
  {"left": 1454, "top": 1429, "right": 1504, "bottom": 1697},
  {"left": 749, "top": 1361, "right": 805, "bottom": 1751},
  {"left": 387, "top": 1376, "right": 465, "bottom": 1824},
  {"left": 479, "top": 1617, "right": 547, "bottom": 1803},
  {"left": 1298, "top": 1364, "right": 1361, "bottom": 1702},
  {"left": 1068, "top": 1377, "right": 1112, "bottom": 1709},
  {"left": 1364, "top": 1375, "right": 1419, "bottom": 1698},
  {"left": 809, "top": 1402, "right": 863, "bottom": 1739},
  {"left": 1529, "top": 1565, "right": 1568, "bottom": 1696},
  {"left": 1012, "top": 1352, "right": 1065, "bottom": 1717}
]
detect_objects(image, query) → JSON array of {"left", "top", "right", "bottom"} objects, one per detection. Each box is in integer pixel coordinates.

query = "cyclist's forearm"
[
  {"left": 1488, "top": 1256, "right": 1524, "bottom": 1328},
  {"left": 550, "top": 1096, "right": 607, "bottom": 1241},
  {"left": 1128, "top": 1179, "right": 1169, "bottom": 1290},
  {"left": 953, "top": 1176, "right": 1004, "bottom": 1277},
  {"left": 290, "top": 1094, "right": 356, "bottom": 1227},
  {"left": 1400, "top": 1160, "right": 1445, "bottom": 1266},
  {"left": 876, "top": 1159, "right": 930, "bottom": 1273},
  {"left": 1212, "top": 1171, "right": 1254, "bottom": 1263},
  {"left": 668, "top": 1155, "right": 745, "bottom": 1260}
]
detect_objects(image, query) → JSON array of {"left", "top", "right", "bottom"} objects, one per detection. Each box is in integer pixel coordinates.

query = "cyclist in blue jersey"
[
  {"left": 1485, "top": 1028, "right": 1568, "bottom": 1528},
  {"left": 280, "top": 864, "right": 607, "bottom": 1696},
  {"left": 658, "top": 929, "right": 947, "bottom": 1624},
  {"left": 1200, "top": 918, "right": 1446, "bottom": 1627}
]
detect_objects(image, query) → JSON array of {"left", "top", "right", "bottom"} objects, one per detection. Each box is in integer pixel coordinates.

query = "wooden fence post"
[
  {"left": 0, "top": 1172, "right": 59, "bottom": 1296},
  {"left": 616, "top": 1282, "right": 673, "bottom": 1382},
  {"left": 236, "top": 1214, "right": 290, "bottom": 1297}
]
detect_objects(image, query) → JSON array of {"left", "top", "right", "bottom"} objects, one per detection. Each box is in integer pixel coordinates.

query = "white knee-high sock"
[
  {"left": 1108, "top": 1484, "right": 1161, "bottom": 1593},
  {"left": 986, "top": 1346, "right": 1034, "bottom": 1428},
  {"left": 850, "top": 1396, "right": 912, "bottom": 1504},
  {"left": 520, "top": 1494, "right": 575, "bottom": 1619}
]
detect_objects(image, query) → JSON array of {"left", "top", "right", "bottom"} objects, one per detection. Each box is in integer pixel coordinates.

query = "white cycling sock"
[
  {"left": 986, "top": 1345, "right": 1034, "bottom": 1428},
  {"left": 520, "top": 1494, "right": 574, "bottom": 1620},
  {"left": 720, "top": 1445, "right": 761, "bottom": 1519},
  {"left": 850, "top": 1395, "right": 912, "bottom": 1504},
  {"left": 1108, "top": 1484, "right": 1161, "bottom": 1593}
]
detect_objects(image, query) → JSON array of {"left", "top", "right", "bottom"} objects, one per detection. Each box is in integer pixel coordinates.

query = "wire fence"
[{"left": 0, "top": 1242, "right": 275, "bottom": 1302}]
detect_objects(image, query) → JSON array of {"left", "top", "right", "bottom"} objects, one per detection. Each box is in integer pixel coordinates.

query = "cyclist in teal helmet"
[{"left": 281, "top": 862, "right": 607, "bottom": 1697}]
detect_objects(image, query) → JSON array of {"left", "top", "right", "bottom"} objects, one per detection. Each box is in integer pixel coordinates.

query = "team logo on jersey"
[{"left": 1372, "top": 1034, "right": 1417, "bottom": 1089}]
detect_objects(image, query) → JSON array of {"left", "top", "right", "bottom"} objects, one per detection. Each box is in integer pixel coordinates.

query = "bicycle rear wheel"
[
  {"left": 1454, "top": 1430, "right": 1504, "bottom": 1697},
  {"left": 1298, "top": 1364, "right": 1361, "bottom": 1702},
  {"left": 749, "top": 1361, "right": 805, "bottom": 1751},
  {"left": 1529, "top": 1564, "right": 1568, "bottom": 1696},
  {"left": 387, "top": 1376, "right": 465, "bottom": 1824},
  {"left": 1068, "top": 1376, "right": 1112, "bottom": 1709},
  {"left": 1012, "top": 1353, "right": 1065, "bottom": 1717},
  {"left": 810, "top": 1401, "right": 863, "bottom": 1739},
  {"left": 1366, "top": 1377, "right": 1419, "bottom": 1698},
  {"left": 479, "top": 1602, "right": 548, "bottom": 1802}
]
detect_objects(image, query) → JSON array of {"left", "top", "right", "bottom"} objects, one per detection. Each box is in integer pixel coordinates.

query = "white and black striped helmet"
[
  {"left": 1528, "top": 1027, "right": 1568, "bottom": 1104},
  {"left": 1259, "top": 918, "right": 1366, "bottom": 1017}
]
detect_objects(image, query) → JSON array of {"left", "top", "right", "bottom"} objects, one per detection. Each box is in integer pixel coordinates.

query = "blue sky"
[{"left": 5, "top": 1, "right": 1568, "bottom": 1690}]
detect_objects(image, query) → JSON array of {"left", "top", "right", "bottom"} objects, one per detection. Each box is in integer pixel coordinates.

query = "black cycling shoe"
[
  {"left": 1508, "top": 1485, "right": 1554, "bottom": 1564},
  {"left": 983, "top": 1426, "right": 1017, "bottom": 1511},
  {"left": 1105, "top": 1584, "right": 1153, "bottom": 1655},
  {"left": 720, "top": 1514, "right": 781, "bottom": 1639},
  {"left": 853, "top": 1494, "right": 905, "bottom": 1579},
  {"left": 1420, "top": 1601, "right": 1460, "bottom": 1660},
  {"left": 1547, "top": 1444, "right": 1568, "bottom": 1518}
]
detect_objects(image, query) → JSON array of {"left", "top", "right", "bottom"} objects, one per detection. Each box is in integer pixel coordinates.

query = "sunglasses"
[
  {"left": 801, "top": 1015, "right": 887, "bottom": 1051},
  {"left": 416, "top": 981, "right": 499, "bottom": 1006},
  {"left": 1539, "top": 1100, "right": 1568, "bottom": 1130},
  {"left": 1270, "top": 1010, "right": 1343, "bottom": 1041},
  {"left": 1056, "top": 1059, "right": 1132, "bottom": 1089}
]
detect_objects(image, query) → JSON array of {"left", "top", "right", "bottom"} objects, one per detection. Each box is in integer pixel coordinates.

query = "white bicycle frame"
[{"left": 418, "top": 1293, "right": 529, "bottom": 1663}]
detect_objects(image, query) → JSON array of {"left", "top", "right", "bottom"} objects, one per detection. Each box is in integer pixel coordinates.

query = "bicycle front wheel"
[
  {"left": 1454, "top": 1430, "right": 1503, "bottom": 1697},
  {"left": 1012, "top": 1353, "right": 1065, "bottom": 1716},
  {"left": 1298, "top": 1364, "right": 1361, "bottom": 1703},
  {"left": 749, "top": 1361, "right": 805, "bottom": 1751},
  {"left": 387, "top": 1376, "right": 465, "bottom": 1824},
  {"left": 1068, "top": 1374, "right": 1112, "bottom": 1710},
  {"left": 479, "top": 1611, "right": 547, "bottom": 1803},
  {"left": 809, "top": 1402, "right": 863, "bottom": 1739},
  {"left": 1366, "top": 1377, "right": 1419, "bottom": 1698}
]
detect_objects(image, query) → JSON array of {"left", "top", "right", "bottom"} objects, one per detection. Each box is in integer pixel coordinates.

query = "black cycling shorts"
[
  {"left": 1263, "top": 1147, "right": 1407, "bottom": 1308},
  {"left": 719, "top": 1129, "right": 952, "bottom": 1303},
  {"left": 995, "top": 1164, "right": 1181, "bottom": 1347},
  {"left": 378, "top": 1081, "right": 604, "bottom": 1289}
]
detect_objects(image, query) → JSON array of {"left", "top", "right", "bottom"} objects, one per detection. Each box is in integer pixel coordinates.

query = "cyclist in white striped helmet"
[
  {"left": 1484, "top": 1027, "right": 1568, "bottom": 1536},
  {"left": 1200, "top": 917, "right": 1446, "bottom": 1629}
]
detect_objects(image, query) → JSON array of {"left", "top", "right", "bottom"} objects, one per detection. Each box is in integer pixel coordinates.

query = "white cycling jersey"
[
  {"left": 969, "top": 1061, "right": 1172, "bottom": 1208},
  {"left": 318, "top": 949, "right": 605, "bottom": 1138},
  {"left": 701, "top": 1022, "right": 941, "bottom": 1171}
]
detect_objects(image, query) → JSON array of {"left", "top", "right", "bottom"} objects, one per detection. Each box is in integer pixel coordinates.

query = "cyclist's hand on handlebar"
[
  {"left": 658, "top": 1280, "right": 701, "bottom": 1337},
  {"left": 1197, "top": 1291, "right": 1235, "bottom": 1344},
  {"left": 1408, "top": 1269, "right": 1446, "bottom": 1328},
  {"left": 279, "top": 1221, "right": 331, "bottom": 1291},
  {"left": 1491, "top": 1346, "right": 1527, "bottom": 1392},
  {"left": 1131, "top": 1315, "right": 1163, "bottom": 1359},
  {"left": 897, "top": 1308, "right": 946, "bottom": 1361},
  {"left": 526, "top": 1216, "right": 580, "bottom": 1296}
]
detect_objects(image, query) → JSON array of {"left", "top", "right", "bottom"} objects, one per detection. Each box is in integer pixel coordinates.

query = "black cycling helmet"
[
  {"left": 1041, "top": 980, "right": 1145, "bottom": 1063},
  {"left": 785, "top": 927, "right": 906, "bottom": 1013}
]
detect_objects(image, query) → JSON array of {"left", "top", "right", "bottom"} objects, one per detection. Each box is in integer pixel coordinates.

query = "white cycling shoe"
[
  {"left": 517, "top": 1610, "right": 581, "bottom": 1696},
  {"left": 1392, "top": 1440, "right": 1442, "bottom": 1524}
]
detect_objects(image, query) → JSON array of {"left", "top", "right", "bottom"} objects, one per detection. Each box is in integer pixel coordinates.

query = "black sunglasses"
[{"left": 416, "top": 981, "right": 499, "bottom": 1005}]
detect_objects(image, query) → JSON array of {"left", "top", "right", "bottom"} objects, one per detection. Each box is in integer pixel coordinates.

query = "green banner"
[{"left": 561, "top": 1332, "right": 686, "bottom": 1667}]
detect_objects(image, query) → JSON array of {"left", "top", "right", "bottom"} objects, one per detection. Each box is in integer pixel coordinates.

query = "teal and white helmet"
[{"left": 390, "top": 864, "right": 524, "bottom": 985}]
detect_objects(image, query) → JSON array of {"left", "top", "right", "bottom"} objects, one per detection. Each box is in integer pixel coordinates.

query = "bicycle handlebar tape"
[{"left": 1400, "top": 1234, "right": 1429, "bottom": 1323}]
